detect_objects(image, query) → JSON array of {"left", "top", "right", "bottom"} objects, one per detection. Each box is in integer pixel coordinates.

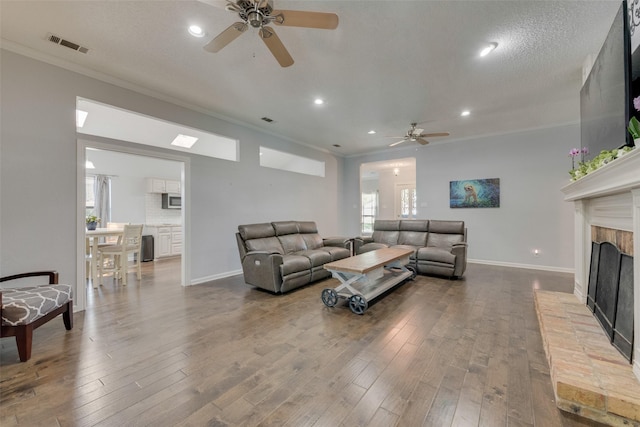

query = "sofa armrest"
[
  {"left": 353, "top": 236, "right": 373, "bottom": 254},
  {"left": 241, "top": 251, "right": 284, "bottom": 293},
  {"left": 451, "top": 243, "right": 468, "bottom": 277}
]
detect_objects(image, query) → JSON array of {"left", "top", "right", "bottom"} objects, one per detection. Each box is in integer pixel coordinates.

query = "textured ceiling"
[{"left": 0, "top": 1, "right": 622, "bottom": 156}]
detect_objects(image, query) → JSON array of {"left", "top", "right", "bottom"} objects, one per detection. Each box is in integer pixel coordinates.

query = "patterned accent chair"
[{"left": 0, "top": 271, "right": 73, "bottom": 362}]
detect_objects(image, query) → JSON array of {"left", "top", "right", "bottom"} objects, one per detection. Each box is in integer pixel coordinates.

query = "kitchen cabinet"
[
  {"left": 145, "top": 225, "right": 182, "bottom": 259},
  {"left": 146, "top": 178, "right": 181, "bottom": 194}
]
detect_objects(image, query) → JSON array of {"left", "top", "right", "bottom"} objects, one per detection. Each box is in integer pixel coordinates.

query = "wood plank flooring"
[{"left": 1, "top": 259, "right": 608, "bottom": 426}]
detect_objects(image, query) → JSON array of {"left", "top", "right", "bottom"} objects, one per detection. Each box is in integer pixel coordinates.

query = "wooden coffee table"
[{"left": 321, "top": 247, "right": 416, "bottom": 314}]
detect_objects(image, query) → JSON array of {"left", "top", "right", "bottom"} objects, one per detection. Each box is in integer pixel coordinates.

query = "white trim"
[
  {"left": 467, "top": 259, "right": 574, "bottom": 274},
  {"left": 191, "top": 270, "right": 243, "bottom": 286}
]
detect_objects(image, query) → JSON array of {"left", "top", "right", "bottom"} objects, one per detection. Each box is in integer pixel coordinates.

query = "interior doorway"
[
  {"left": 359, "top": 158, "right": 416, "bottom": 234},
  {"left": 76, "top": 140, "right": 190, "bottom": 311}
]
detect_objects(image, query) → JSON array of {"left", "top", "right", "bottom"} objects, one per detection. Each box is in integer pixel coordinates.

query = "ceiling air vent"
[
  {"left": 46, "top": 33, "right": 89, "bottom": 54},
  {"left": 261, "top": 117, "right": 274, "bottom": 123}
]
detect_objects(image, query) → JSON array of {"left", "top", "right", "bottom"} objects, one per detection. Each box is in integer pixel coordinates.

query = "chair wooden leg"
[
  {"left": 136, "top": 252, "right": 142, "bottom": 280},
  {"left": 121, "top": 254, "right": 128, "bottom": 285},
  {"left": 63, "top": 301, "right": 73, "bottom": 330},
  {"left": 15, "top": 324, "right": 34, "bottom": 362}
]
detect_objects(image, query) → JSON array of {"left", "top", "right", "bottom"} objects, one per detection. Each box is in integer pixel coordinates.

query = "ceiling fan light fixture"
[
  {"left": 480, "top": 42, "right": 498, "bottom": 57},
  {"left": 188, "top": 25, "right": 206, "bottom": 38}
]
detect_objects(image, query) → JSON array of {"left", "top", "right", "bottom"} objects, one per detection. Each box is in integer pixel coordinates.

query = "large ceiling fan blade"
[
  {"left": 419, "top": 132, "right": 450, "bottom": 138},
  {"left": 389, "top": 139, "right": 407, "bottom": 147},
  {"left": 416, "top": 138, "right": 430, "bottom": 145},
  {"left": 204, "top": 22, "right": 248, "bottom": 53},
  {"left": 259, "top": 26, "right": 294, "bottom": 67},
  {"left": 272, "top": 10, "right": 339, "bottom": 29}
]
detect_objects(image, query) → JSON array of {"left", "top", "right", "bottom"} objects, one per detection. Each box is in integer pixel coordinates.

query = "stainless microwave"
[{"left": 162, "top": 193, "right": 181, "bottom": 209}]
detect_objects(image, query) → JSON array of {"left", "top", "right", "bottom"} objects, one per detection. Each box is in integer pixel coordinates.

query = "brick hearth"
[{"left": 535, "top": 290, "right": 640, "bottom": 426}]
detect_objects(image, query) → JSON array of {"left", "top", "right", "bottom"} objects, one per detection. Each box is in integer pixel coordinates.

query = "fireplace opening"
[{"left": 587, "top": 241, "right": 634, "bottom": 362}]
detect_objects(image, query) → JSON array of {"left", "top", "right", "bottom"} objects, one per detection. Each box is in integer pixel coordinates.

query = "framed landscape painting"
[{"left": 450, "top": 178, "right": 500, "bottom": 208}]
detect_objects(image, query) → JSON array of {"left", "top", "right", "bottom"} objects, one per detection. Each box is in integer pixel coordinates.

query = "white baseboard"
[
  {"left": 468, "top": 259, "right": 574, "bottom": 274},
  {"left": 190, "top": 269, "right": 243, "bottom": 286}
]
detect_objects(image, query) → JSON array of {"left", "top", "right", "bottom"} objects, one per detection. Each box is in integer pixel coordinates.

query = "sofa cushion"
[
  {"left": 398, "top": 231, "right": 427, "bottom": 247},
  {"left": 296, "top": 249, "right": 332, "bottom": 267},
  {"left": 320, "top": 246, "right": 351, "bottom": 261},
  {"left": 417, "top": 247, "right": 456, "bottom": 265},
  {"left": 359, "top": 242, "right": 390, "bottom": 253},
  {"left": 278, "top": 234, "right": 307, "bottom": 254},
  {"left": 373, "top": 219, "right": 400, "bottom": 231},
  {"left": 400, "top": 220, "right": 429, "bottom": 232},
  {"left": 272, "top": 221, "right": 299, "bottom": 236},
  {"left": 427, "top": 233, "right": 464, "bottom": 251},
  {"left": 300, "top": 233, "right": 323, "bottom": 250},
  {"left": 428, "top": 220, "right": 464, "bottom": 234},
  {"left": 238, "top": 223, "right": 275, "bottom": 240},
  {"left": 280, "top": 255, "right": 312, "bottom": 276},
  {"left": 371, "top": 230, "right": 399, "bottom": 246},
  {"left": 297, "top": 221, "right": 318, "bottom": 233},
  {"left": 1, "top": 284, "right": 72, "bottom": 326},
  {"left": 245, "top": 237, "right": 284, "bottom": 254}
]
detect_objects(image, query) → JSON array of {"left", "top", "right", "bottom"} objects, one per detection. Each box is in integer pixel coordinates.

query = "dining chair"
[{"left": 97, "top": 224, "right": 143, "bottom": 286}]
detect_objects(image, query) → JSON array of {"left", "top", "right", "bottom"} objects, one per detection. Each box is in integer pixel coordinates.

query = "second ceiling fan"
[
  {"left": 387, "top": 122, "right": 450, "bottom": 147},
  {"left": 204, "top": 0, "right": 339, "bottom": 67}
]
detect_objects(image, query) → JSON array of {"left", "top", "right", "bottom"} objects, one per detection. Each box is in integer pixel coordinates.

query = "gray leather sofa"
[
  {"left": 236, "top": 221, "right": 352, "bottom": 293},
  {"left": 354, "top": 219, "right": 467, "bottom": 278}
]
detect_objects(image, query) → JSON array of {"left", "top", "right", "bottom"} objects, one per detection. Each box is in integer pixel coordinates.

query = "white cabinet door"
[
  {"left": 146, "top": 178, "right": 166, "bottom": 193},
  {"left": 158, "top": 233, "right": 172, "bottom": 257},
  {"left": 165, "top": 180, "right": 181, "bottom": 194},
  {"left": 170, "top": 227, "right": 182, "bottom": 255}
]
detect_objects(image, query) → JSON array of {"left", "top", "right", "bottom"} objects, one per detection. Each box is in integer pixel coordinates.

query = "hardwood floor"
[{"left": 1, "top": 259, "right": 608, "bottom": 426}]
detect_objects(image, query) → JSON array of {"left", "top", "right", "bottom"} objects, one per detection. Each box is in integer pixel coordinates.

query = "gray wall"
[
  {"left": 1, "top": 50, "right": 344, "bottom": 293},
  {"left": 342, "top": 125, "right": 578, "bottom": 270}
]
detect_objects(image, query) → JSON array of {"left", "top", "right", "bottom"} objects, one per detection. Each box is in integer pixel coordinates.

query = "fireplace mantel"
[
  {"left": 560, "top": 147, "right": 640, "bottom": 380},
  {"left": 562, "top": 148, "right": 640, "bottom": 201}
]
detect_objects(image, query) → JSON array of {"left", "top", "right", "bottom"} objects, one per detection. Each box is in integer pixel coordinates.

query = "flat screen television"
[{"left": 580, "top": 0, "right": 635, "bottom": 161}]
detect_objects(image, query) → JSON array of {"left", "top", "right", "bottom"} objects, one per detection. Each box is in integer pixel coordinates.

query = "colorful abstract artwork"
[{"left": 449, "top": 178, "right": 500, "bottom": 208}]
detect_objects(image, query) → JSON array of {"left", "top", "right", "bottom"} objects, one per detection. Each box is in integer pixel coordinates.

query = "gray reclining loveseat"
[
  {"left": 236, "top": 221, "right": 352, "bottom": 293},
  {"left": 354, "top": 219, "right": 467, "bottom": 278}
]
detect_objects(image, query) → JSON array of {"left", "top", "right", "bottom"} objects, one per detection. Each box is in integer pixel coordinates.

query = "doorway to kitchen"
[{"left": 77, "top": 140, "right": 189, "bottom": 311}]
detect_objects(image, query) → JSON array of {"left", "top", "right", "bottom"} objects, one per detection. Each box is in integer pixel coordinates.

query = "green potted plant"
[{"left": 86, "top": 214, "right": 101, "bottom": 230}]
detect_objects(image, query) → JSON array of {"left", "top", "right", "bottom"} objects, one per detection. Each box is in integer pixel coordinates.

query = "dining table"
[{"left": 86, "top": 227, "right": 124, "bottom": 288}]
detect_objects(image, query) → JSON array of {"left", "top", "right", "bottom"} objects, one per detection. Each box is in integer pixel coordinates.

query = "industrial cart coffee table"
[{"left": 321, "top": 247, "right": 416, "bottom": 314}]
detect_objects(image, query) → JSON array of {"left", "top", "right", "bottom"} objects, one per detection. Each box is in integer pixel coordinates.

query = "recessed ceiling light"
[
  {"left": 314, "top": 98, "right": 324, "bottom": 105},
  {"left": 188, "top": 25, "right": 205, "bottom": 38},
  {"left": 85, "top": 160, "right": 95, "bottom": 169},
  {"left": 76, "top": 109, "right": 88, "bottom": 127},
  {"left": 368, "top": 130, "right": 376, "bottom": 134},
  {"left": 171, "top": 134, "right": 198, "bottom": 148},
  {"left": 461, "top": 110, "right": 471, "bottom": 117},
  {"left": 480, "top": 42, "right": 498, "bottom": 57}
]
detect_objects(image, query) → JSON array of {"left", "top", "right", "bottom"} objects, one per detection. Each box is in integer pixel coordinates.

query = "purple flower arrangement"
[{"left": 569, "top": 147, "right": 588, "bottom": 170}]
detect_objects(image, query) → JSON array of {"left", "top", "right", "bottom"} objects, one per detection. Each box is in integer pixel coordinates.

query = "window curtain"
[{"left": 94, "top": 175, "right": 111, "bottom": 226}]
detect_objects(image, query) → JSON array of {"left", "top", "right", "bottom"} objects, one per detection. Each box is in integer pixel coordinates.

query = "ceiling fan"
[
  {"left": 203, "top": 0, "right": 339, "bottom": 67},
  {"left": 387, "top": 123, "right": 450, "bottom": 147}
]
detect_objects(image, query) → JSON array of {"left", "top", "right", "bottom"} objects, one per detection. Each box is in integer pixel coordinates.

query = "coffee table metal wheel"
[
  {"left": 349, "top": 294, "right": 368, "bottom": 315},
  {"left": 406, "top": 265, "right": 417, "bottom": 280},
  {"left": 321, "top": 288, "right": 339, "bottom": 307}
]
